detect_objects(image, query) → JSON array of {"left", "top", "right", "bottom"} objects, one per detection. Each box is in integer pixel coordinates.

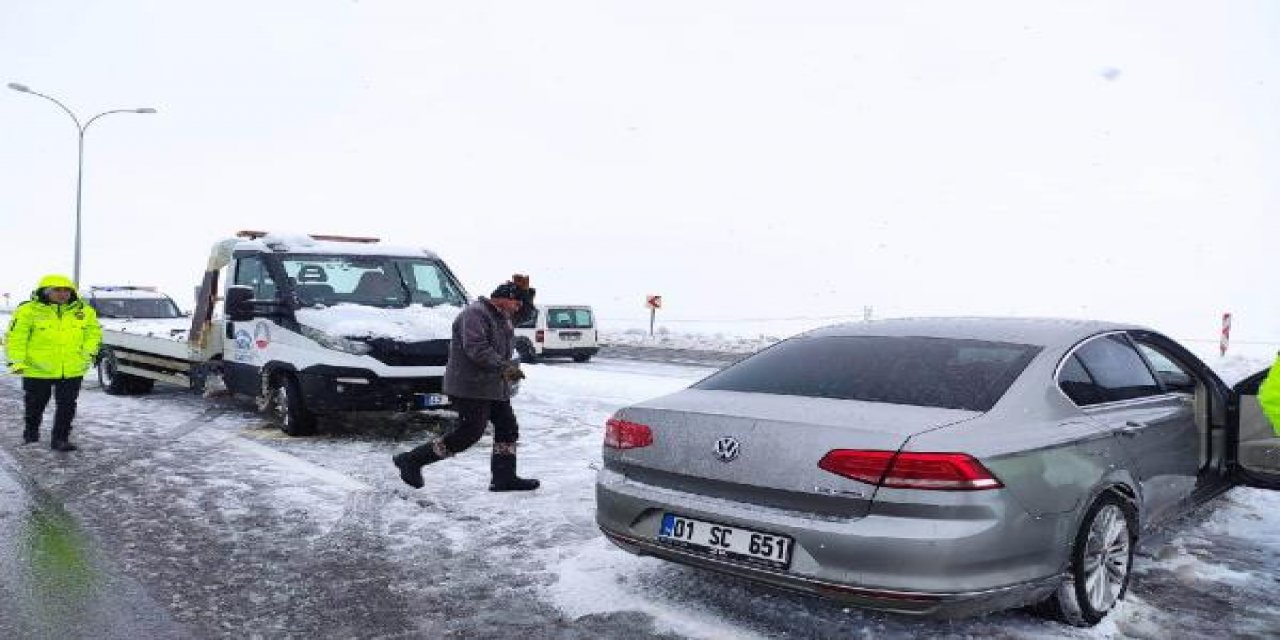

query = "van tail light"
[
  {"left": 535, "top": 330, "right": 544, "bottom": 343},
  {"left": 818, "top": 450, "right": 1003, "bottom": 491},
  {"left": 604, "top": 417, "right": 653, "bottom": 449}
]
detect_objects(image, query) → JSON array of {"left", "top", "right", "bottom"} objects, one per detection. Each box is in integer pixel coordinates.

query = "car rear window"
[{"left": 693, "top": 335, "right": 1041, "bottom": 411}]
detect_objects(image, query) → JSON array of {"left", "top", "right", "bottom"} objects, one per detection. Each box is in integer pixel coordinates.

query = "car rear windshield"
[{"left": 693, "top": 335, "right": 1041, "bottom": 412}]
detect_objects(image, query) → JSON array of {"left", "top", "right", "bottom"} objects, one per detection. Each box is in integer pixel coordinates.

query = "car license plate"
[
  {"left": 657, "top": 513, "right": 793, "bottom": 569},
  {"left": 560, "top": 332, "right": 580, "bottom": 341},
  {"left": 416, "top": 393, "right": 448, "bottom": 409}
]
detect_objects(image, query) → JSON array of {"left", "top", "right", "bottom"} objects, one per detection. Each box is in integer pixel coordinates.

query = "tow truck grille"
[{"left": 363, "top": 338, "right": 450, "bottom": 367}]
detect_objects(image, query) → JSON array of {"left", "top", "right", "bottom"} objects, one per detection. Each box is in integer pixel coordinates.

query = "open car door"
[{"left": 1232, "top": 366, "right": 1280, "bottom": 489}]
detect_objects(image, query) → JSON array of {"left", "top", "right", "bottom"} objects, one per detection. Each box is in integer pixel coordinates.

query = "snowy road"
[{"left": 0, "top": 356, "right": 1277, "bottom": 639}]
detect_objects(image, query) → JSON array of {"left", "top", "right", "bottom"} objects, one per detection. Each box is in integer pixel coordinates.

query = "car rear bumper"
[
  {"left": 595, "top": 467, "right": 1069, "bottom": 617},
  {"left": 540, "top": 346, "right": 599, "bottom": 358},
  {"left": 598, "top": 526, "right": 1060, "bottom": 618}
]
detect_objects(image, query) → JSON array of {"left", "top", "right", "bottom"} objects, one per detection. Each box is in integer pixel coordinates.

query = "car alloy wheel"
[
  {"left": 1082, "top": 503, "right": 1131, "bottom": 613},
  {"left": 1036, "top": 492, "right": 1136, "bottom": 627}
]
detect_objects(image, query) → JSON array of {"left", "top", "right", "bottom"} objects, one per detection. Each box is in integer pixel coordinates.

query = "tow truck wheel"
[{"left": 270, "top": 373, "right": 316, "bottom": 436}]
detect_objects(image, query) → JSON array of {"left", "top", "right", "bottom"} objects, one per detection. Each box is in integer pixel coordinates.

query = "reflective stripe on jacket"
[{"left": 5, "top": 275, "right": 102, "bottom": 379}]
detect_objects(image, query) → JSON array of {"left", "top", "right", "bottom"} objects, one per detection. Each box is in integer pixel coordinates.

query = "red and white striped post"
[{"left": 1220, "top": 312, "right": 1232, "bottom": 356}]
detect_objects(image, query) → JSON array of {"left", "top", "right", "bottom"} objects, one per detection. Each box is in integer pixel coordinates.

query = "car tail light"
[
  {"left": 818, "top": 450, "right": 1002, "bottom": 491},
  {"left": 604, "top": 417, "right": 653, "bottom": 449},
  {"left": 535, "top": 330, "right": 545, "bottom": 343}
]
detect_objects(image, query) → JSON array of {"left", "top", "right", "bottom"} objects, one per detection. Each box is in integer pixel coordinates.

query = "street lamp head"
[
  {"left": 134, "top": 107, "right": 157, "bottom": 114},
  {"left": 7, "top": 82, "right": 31, "bottom": 93}
]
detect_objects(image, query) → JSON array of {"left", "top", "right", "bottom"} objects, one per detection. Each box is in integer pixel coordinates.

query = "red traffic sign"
[{"left": 646, "top": 295, "right": 663, "bottom": 310}]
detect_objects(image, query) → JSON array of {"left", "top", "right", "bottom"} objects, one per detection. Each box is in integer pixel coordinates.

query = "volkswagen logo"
[{"left": 713, "top": 436, "right": 741, "bottom": 463}]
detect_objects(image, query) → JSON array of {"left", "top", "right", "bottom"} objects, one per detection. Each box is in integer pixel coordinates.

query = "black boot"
[
  {"left": 392, "top": 442, "right": 443, "bottom": 489},
  {"left": 22, "top": 424, "right": 39, "bottom": 444},
  {"left": 489, "top": 453, "right": 540, "bottom": 492},
  {"left": 50, "top": 422, "right": 75, "bottom": 451}
]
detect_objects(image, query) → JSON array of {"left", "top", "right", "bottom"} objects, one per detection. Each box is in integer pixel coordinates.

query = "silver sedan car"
[{"left": 595, "top": 318, "right": 1280, "bottom": 626}]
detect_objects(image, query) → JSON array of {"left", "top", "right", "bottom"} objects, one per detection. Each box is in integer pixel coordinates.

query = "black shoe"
[
  {"left": 392, "top": 453, "right": 424, "bottom": 489},
  {"left": 22, "top": 432, "right": 38, "bottom": 444},
  {"left": 50, "top": 441, "right": 78, "bottom": 452}
]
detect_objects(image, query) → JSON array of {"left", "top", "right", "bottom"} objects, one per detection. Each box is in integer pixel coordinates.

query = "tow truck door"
[
  {"left": 1232, "top": 366, "right": 1280, "bottom": 490},
  {"left": 221, "top": 254, "right": 280, "bottom": 395}
]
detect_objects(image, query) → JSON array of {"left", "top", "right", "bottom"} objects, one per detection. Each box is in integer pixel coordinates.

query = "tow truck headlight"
[{"left": 300, "top": 325, "right": 373, "bottom": 355}]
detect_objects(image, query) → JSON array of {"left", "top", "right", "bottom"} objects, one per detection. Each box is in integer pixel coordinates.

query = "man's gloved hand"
[
  {"left": 7, "top": 362, "right": 25, "bottom": 375},
  {"left": 501, "top": 362, "right": 527, "bottom": 382}
]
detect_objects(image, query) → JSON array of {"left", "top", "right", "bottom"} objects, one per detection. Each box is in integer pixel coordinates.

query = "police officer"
[
  {"left": 5, "top": 275, "right": 102, "bottom": 450},
  {"left": 392, "top": 275, "right": 540, "bottom": 491}
]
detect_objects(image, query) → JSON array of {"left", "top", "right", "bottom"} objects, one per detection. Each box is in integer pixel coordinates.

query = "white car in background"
[
  {"left": 515, "top": 305, "right": 599, "bottom": 363},
  {"left": 85, "top": 286, "right": 187, "bottom": 324}
]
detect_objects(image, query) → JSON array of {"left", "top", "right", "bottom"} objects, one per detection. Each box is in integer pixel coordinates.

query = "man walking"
[
  {"left": 5, "top": 275, "right": 102, "bottom": 451},
  {"left": 392, "top": 274, "right": 540, "bottom": 491}
]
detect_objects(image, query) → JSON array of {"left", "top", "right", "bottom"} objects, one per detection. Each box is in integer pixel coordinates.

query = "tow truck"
[{"left": 96, "top": 231, "right": 470, "bottom": 435}]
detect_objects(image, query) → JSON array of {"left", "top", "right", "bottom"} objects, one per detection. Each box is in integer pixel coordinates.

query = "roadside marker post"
[
  {"left": 1220, "top": 312, "right": 1232, "bottom": 356},
  {"left": 646, "top": 295, "right": 663, "bottom": 337}
]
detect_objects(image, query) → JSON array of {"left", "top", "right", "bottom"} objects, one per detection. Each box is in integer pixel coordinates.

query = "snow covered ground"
[{"left": 0, "top": 340, "right": 1277, "bottom": 638}]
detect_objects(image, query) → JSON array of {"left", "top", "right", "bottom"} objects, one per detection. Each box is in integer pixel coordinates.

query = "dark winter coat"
[{"left": 443, "top": 298, "right": 516, "bottom": 401}]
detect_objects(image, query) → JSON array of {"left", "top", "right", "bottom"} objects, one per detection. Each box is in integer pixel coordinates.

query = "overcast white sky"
[{"left": 2, "top": 1, "right": 1277, "bottom": 344}]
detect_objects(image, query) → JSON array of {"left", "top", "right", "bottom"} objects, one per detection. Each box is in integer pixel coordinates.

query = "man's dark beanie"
[{"left": 491, "top": 282, "right": 520, "bottom": 300}]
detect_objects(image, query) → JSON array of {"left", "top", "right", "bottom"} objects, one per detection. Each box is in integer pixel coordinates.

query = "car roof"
[{"left": 804, "top": 316, "right": 1147, "bottom": 350}]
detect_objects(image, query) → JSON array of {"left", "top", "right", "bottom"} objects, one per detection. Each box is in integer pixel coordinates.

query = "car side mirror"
[{"left": 1158, "top": 370, "right": 1196, "bottom": 393}]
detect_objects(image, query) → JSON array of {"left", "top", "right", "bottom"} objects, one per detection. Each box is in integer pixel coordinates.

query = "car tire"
[
  {"left": 572, "top": 354, "right": 592, "bottom": 363},
  {"left": 516, "top": 339, "right": 538, "bottom": 364},
  {"left": 98, "top": 348, "right": 144, "bottom": 396},
  {"left": 269, "top": 373, "right": 316, "bottom": 436},
  {"left": 1036, "top": 492, "right": 1136, "bottom": 627}
]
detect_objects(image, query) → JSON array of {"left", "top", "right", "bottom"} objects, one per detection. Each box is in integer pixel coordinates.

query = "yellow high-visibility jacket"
[
  {"left": 5, "top": 275, "right": 101, "bottom": 379},
  {"left": 1259, "top": 353, "right": 1280, "bottom": 436}
]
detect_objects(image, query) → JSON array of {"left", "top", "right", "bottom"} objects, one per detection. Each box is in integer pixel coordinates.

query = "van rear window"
[
  {"left": 694, "top": 335, "right": 1040, "bottom": 412},
  {"left": 547, "top": 308, "right": 593, "bottom": 329}
]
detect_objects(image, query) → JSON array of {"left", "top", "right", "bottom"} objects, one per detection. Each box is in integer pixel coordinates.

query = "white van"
[{"left": 514, "top": 305, "right": 598, "bottom": 363}]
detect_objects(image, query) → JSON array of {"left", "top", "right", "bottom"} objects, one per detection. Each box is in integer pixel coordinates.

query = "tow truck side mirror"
[{"left": 226, "top": 286, "right": 256, "bottom": 322}]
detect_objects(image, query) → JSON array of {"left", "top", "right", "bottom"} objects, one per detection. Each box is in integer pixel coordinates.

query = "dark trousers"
[
  {"left": 440, "top": 396, "right": 520, "bottom": 455},
  {"left": 23, "top": 377, "right": 83, "bottom": 443}
]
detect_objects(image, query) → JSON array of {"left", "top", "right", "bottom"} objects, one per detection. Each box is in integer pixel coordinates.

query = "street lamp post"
[{"left": 7, "top": 82, "right": 156, "bottom": 287}]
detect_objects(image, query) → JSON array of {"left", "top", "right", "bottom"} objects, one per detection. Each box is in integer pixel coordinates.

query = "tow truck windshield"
[{"left": 278, "top": 254, "right": 468, "bottom": 309}]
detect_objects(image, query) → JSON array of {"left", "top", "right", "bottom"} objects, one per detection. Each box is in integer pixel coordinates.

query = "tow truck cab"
[{"left": 214, "top": 231, "right": 470, "bottom": 432}]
